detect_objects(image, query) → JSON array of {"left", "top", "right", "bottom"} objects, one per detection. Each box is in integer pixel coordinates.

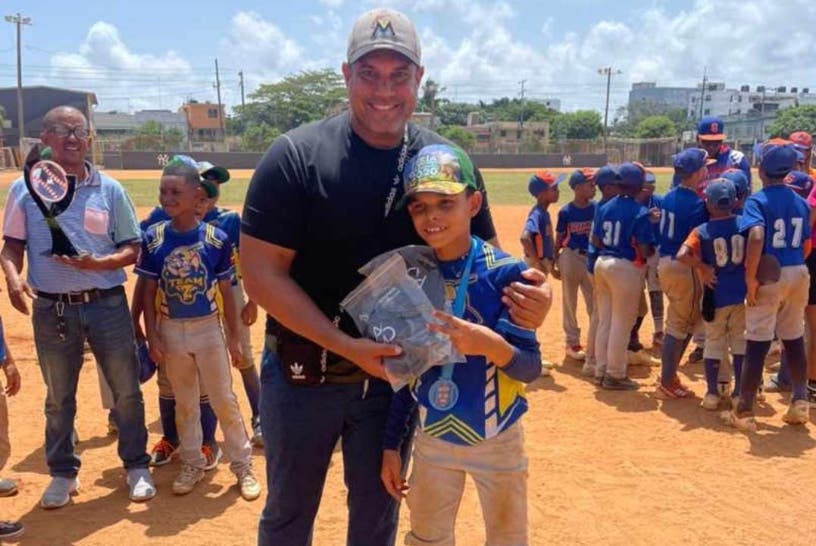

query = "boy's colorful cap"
[
  {"left": 789, "top": 131, "right": 813, "bottom": 151},
  {"left": 720, "top": 169, "right": 749, "bottom": 197},
  {"left": 568, "top": 168, "right": 596, "bottom": 189},
  {"left": 697, "top": 116, "right": 726, "bottom": 141},
  {"left": 198, "top": 161, "right": 230, "bottom": 184},
  {"left": 595, "top": 165, "right": 620, "bottom": 187},
  {"left": 644, "top": 170, "right": 656, "bottom": 185},
  {"left": 618, "top": 162, "right": 646, "bottom": 187},
  {"left": 528, "top": 170, "right": 566, "bottom": 197},
  {"left": 165, "top": 155, "right": 219, "bottom": 198},
  {"left": 759, "top": 139, "right": 799, "bottom": 178},
  {"left": 673, "top": 148, "right": 714, "bottom": 176},
  {"left": 704, "top": 179, "right": 737, "bottom": 211},
  {"left": 347, "top": 8, "right": 421, "bottom": 66},
  {"left": 402, "top": 144, "right": 476, "bottom": 203},
  {"left": 784, "top": 170, "right": 814, "bottom": 195}
]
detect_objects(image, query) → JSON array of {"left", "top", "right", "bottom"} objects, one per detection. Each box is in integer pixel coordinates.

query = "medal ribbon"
[{"left": 439, "top": 237, "right": 478, "bottom": 381}]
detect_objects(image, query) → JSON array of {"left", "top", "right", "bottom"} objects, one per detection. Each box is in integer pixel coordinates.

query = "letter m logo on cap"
[{"left": 372, "top": 17, "right": 396, "bottom": 39}]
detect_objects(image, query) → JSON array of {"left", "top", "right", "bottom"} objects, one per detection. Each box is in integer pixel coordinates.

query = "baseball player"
[
  {"left": 790, "top": 131, "right": 816, "bottom": 177},
  {"left": 591, "top": 162, "right": 655, "bottom": 390},
  {"left": 654, "top": 149, "right": 711, "bottom": 399},
  {"left": 721, "top": 169, "right": 750, "bottom": 214},
  {"left": 634, "top": 170, "right": 665, "bottom": 349},
  {"left": 584, "top": 165, "right": 621, "bottom": 379},
  {"left": 723, "top": 140, "right": 812, "bottom": 432},
  {"left": 676, "top": 179, "right": 746, "bottom": 410},
  {"left": 696, "top": 116, "right": 753, "bottom": 194},
  {"left": 555, "top": 168, "right": 596, "bottom": 361}
]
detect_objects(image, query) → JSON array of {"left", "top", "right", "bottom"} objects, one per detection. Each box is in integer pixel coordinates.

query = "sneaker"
[
  {"left": 601, "top": 375, "right": 639, "bottom": 391},
  {"left": 540, "top": 359, "right": 554, "bottom": 377},
  {"left": 0, "top": 478, "right": 18, "bottom": 497},
  {"left": 701, "top": 393, "right": 720, "bottom": 411},
  {"left": 237, "top": 467, "right": 261, "bottom": 501},
  {"left": 688, "top": 345, "right": 704, "bottom": 363},
  {"left": 782, "top": 399, "right": 810, "bottom": 425},
  {"left": 126, "top": 468, "right": 157, "bottom": 502},
  {"left": 0, "top": 521, "right": 23, "bottom": 539},
  {"left": 721, "top": 409, "right": 757, "bottom": 432},
  {"left": 251, "top": 418, "right": 264, "bottom": 448},
  {"left": 172, "top": 464, "right": 205, "bottom": 495},
  {"left": 40, "top": 477, "right": 80, "bottom": 509},
  {"left": 654, "top": 377, "right": 693, "bottom": 399},
  {"left": 107, "top": 411, "right": 118, "bottom": 436},
  {"left": 651, "top": 332, "right": 664, "bottom": 347},
  {"left": 202, "top": 444, "right": 223, "bottom": 471},
  {"left": 763, "top": 374, "right": 791, "bottom": 393},
  {"left": 149, "top": 438, "right": 178, "bottom": 467},
  {"left": 581, "top": 361, "right": 596, "bottom": 377},
  {"left": 627, "top": 350, "right": 659, "bottom": 366},
  {"left": 565, "top": 345, "right": 586, "bottom": 360}
]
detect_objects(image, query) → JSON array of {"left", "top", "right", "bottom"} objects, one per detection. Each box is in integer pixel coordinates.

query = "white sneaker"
[
  {"left": 720, "top": 410, "right": 757, "bottom": 433},
  {"left": 700, "top": 393, "right": 720, "bottom": 411},
  {"left": 172, "top": 464, "right": 205, "bottom": 496},
  {"left": 565, "top": 345, "right": 586, "bottom": 361},
  {"left": 540, "top": 359, "right": 554, "bottom": 377},
  {"left": 627, "top": 350, "right": 659, "bottom": 366},
  {"left": 581, "top": 361, "right": 596, "bottom": 377},
  {"left": 237, "top": 467, "right": 261, "bottom": 501},
  {"left": 40, "top": 477, "right": 80, "bottom": 509},
  {"left": 782, "top": 399, "right": 809, "bottom": 425},
  {"left": 126, "top": 468, "right": 156, "bottom": 502}
]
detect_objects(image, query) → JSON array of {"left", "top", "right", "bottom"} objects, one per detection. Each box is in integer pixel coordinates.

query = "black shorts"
[{"left": 808, "top": 250, "right": 816, "bottom": 305}]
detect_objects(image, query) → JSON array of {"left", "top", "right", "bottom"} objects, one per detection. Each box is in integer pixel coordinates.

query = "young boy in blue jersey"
[
  {"left": 591, "top": 162, "right": 655, "bottom": 390},
  {"left": 380, "top": 144, "right": 541, "bottom": 546},
  {"left": 635, "top": 171, "right": 665, "bottom": 350},
  {"left": 723, "top": 141, "right": 812, "bottom": 432},
  {"left": 677, "top": 179, "right": 746, "bottom": 410},
  {"left": 521, "top": 170, "right": 561, "bottom": 277},
  {"left": 137, "top": 158, "right": 261, "bottom": 499},
  {"left": 655, "top": 149, "right": 711, "bottom": 399},
  {"left": 584, "top": 166, "right": 621, "bottom": 379},
  {"left": 555, "top": 168, "right": 596, "bottom": 362}
]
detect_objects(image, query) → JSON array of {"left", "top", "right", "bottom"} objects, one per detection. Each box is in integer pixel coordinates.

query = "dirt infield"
[{"left": 0, "top": 203, "right": 815, "bottom": 545}]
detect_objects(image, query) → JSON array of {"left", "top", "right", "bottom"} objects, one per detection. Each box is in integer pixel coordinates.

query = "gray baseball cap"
[{"left": 347, "top": 8, "right": 421, "bottom": 66}]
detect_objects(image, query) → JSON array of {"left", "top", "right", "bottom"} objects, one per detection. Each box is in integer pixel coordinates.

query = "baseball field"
[{"left": 0, "top": 168, "right": 813, "bottom": 545}]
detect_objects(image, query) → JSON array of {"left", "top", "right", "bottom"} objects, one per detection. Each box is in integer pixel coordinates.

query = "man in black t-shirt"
[{"left": 241, "top": 8, "right": 553, "bottom": 546}]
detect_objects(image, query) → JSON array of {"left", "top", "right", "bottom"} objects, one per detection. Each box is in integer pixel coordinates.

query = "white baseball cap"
[{"left": 347, "top": 8, "right": 421, "bottom": 66}]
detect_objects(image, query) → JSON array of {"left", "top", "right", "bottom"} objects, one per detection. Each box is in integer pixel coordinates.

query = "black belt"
[{"left": 36, "top": 285, "right": 124, "bottom": 305}]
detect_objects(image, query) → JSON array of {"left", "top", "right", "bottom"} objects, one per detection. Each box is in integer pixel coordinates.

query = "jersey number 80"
[{"left": 712, "top": 234, "right": 745, "bottom": 267}]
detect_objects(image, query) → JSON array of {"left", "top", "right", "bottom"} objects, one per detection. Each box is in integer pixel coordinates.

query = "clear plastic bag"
[
  {"left": 358, "top": 245, "right": 446, "bottom": 309},
  {"left": 341, "top": 252, "right": 461, "bottom": 391}
]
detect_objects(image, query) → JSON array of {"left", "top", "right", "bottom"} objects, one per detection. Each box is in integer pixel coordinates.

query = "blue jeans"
[
  {"left": 258, "top": 343, "right": 406, "bottom": 546},
  {"left": 32, "top": 289, "right": 150, "bottom": 477}
]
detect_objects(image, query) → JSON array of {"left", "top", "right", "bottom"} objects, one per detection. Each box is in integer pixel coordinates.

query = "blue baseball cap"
[
  {"left": 760, "top": 139, "right": 799, "bottom": 178},
  {"left": 698, "top": 116, "right": 726, "bottom": 141},
  {"left": 720, "top": 169, "right": 750, "bottom": 197},
  {"left": 568, "top": 168, "right": 596, "bottom": 189},
  {"left": 595, "top": 165, "right": 620, "bottom": 187},
  {"left": 784, "top": 170, "right": 814, "bottom": 195},
  {"left": 528, "top": 170, "right": 566, "bottom": 197},
  {"left": 136, "top": 340, "right": 157, "bottom": 384},
  {"left": 704, "top": 179, "right": 737, "bottom": 211},
  {"left": 618, "top": 162, "right": 646, "bottom": 187},
  {"left": 673, "top": 148, "right": 713, "bottom": 176}
]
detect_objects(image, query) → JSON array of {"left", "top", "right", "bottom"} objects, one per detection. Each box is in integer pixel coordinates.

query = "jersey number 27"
[{"left": 771, "top": 217, "right": 804, "bottom": 249}]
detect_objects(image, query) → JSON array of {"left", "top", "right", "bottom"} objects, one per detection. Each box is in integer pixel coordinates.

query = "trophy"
[{"left": 23, "top": 145, "right": 81, "bottom": 257}]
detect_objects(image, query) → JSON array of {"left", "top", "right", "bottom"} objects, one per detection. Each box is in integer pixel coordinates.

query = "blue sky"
[{"left": 1, "top": 0, "right": 814, "bottom": 116}]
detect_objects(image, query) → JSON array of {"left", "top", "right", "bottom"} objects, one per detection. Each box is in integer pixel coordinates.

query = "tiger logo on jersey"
[{"left": 162, "top": 243, "right": 207, "bottom": 304}]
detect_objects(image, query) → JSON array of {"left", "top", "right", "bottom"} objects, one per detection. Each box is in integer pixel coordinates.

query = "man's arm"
[
  {"left": 0, "top": 240, "right": 34, "bottom": 315},
  {"left": 240, "top": 233, "right": 397, "bottom": 380}
]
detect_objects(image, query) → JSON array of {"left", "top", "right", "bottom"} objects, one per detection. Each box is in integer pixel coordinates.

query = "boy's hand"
[
  {"left": 146, "top": 332, "right": 165, "bottom": 364},
  {"left": 227, "top": 337, "right": 243, "bottom": 367},
  {"left": 550, "top": 257, "right": 562, "bottom": 281},
  {"left": 697, "top": 264, "right": 716, "bottom": 289},
  {"left": 241, "top": 300, "right": 258, "bottom": 326},
  {"left": 429, "top": 310, "right": 512, "bottom": 365},
  {"left": 380, "top": 449, "right": 407, "bottom": 501},
  {"left": 649, "top": 207, "right": 661, "bottom": 224},
  {"left": 746, "top": 275, "right": 759, "bottom": 306},
  {"left": 3, "top": 360, "right": 20, "bottom": 397}
]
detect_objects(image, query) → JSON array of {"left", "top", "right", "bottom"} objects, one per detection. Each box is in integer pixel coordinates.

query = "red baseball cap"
[{"left": 789, "top": 131, "right": 813, "bottom": 150}]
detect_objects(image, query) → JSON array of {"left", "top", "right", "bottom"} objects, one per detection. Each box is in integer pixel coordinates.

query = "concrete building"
[
  {"left": 180, "top": 101, "right": 226, "bottom": 151},
  {"left": 0, "top": 85, "right": 97, "bottom": 146},
  {"left": 687, "top": 84, "right": 816, "bottom": 119},
  {"left": 629, "top": 82, "right": 696, "bottom": 113},
  {"left": 463, "top": 120, "right": 550, "bottom": 154}
]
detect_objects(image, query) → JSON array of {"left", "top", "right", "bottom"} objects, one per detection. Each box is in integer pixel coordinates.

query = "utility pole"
[
  {"left": 518, "top": 79, "right": 526, "bottom": 130},
  {"left": 238, "top": 70, "right": 246, "bottom": 110},
  {"left": 698, "top": 66, "right": 707, "bottom": 121},
  {"left": 598, "top": 66, "right": 622, "bottom": 154},
  {"left": 4, "top": 12, "right": 32, "bottom": 161},
  {"left": 214, "top": 58, "right": 225, "bottom": 141}
]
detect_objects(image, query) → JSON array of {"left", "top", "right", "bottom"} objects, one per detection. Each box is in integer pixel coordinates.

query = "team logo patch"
[
  {"left": 710, "top": 122, "right": 719, "bottom": 133},
  {"left": 162, "top": 243, "right": 208, "bottom": 304},
  {"left": 372, "top": 17, "right": 395, "bottom": 39}
]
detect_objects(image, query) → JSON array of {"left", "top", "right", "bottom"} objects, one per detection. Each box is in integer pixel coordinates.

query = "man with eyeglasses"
[{"left": 0, "top": 106, "right": 156, "bottom": 509}]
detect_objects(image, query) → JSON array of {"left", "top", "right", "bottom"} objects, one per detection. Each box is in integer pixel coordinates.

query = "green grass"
[{"left": 119, "top": 172, "right": 677, "bottom": 209}]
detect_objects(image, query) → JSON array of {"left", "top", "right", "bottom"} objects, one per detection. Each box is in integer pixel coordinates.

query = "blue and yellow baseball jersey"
[
  {"left": 659, "top": 186, "right": 708, "bottom": 258},
  {"left": 684, "top": 217, "right": 746, "bottom": 308},
  {"left": 386, "top": 239, "right": 540, "bottom": 447},
  {"left": 135, "top": 221, "right": 235, "bottom": 319},
  {"left": 592, "top": 195, "right": 654, "bottom": 262},
  {"left": 556, "top": 202, "right": 595, "bottom": 252},
  {"left": 741, "top": 185, "right": 811, "bottom": 267},
  {"left": 523, "top": 205, "right": 555, "bottom": 260}
]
